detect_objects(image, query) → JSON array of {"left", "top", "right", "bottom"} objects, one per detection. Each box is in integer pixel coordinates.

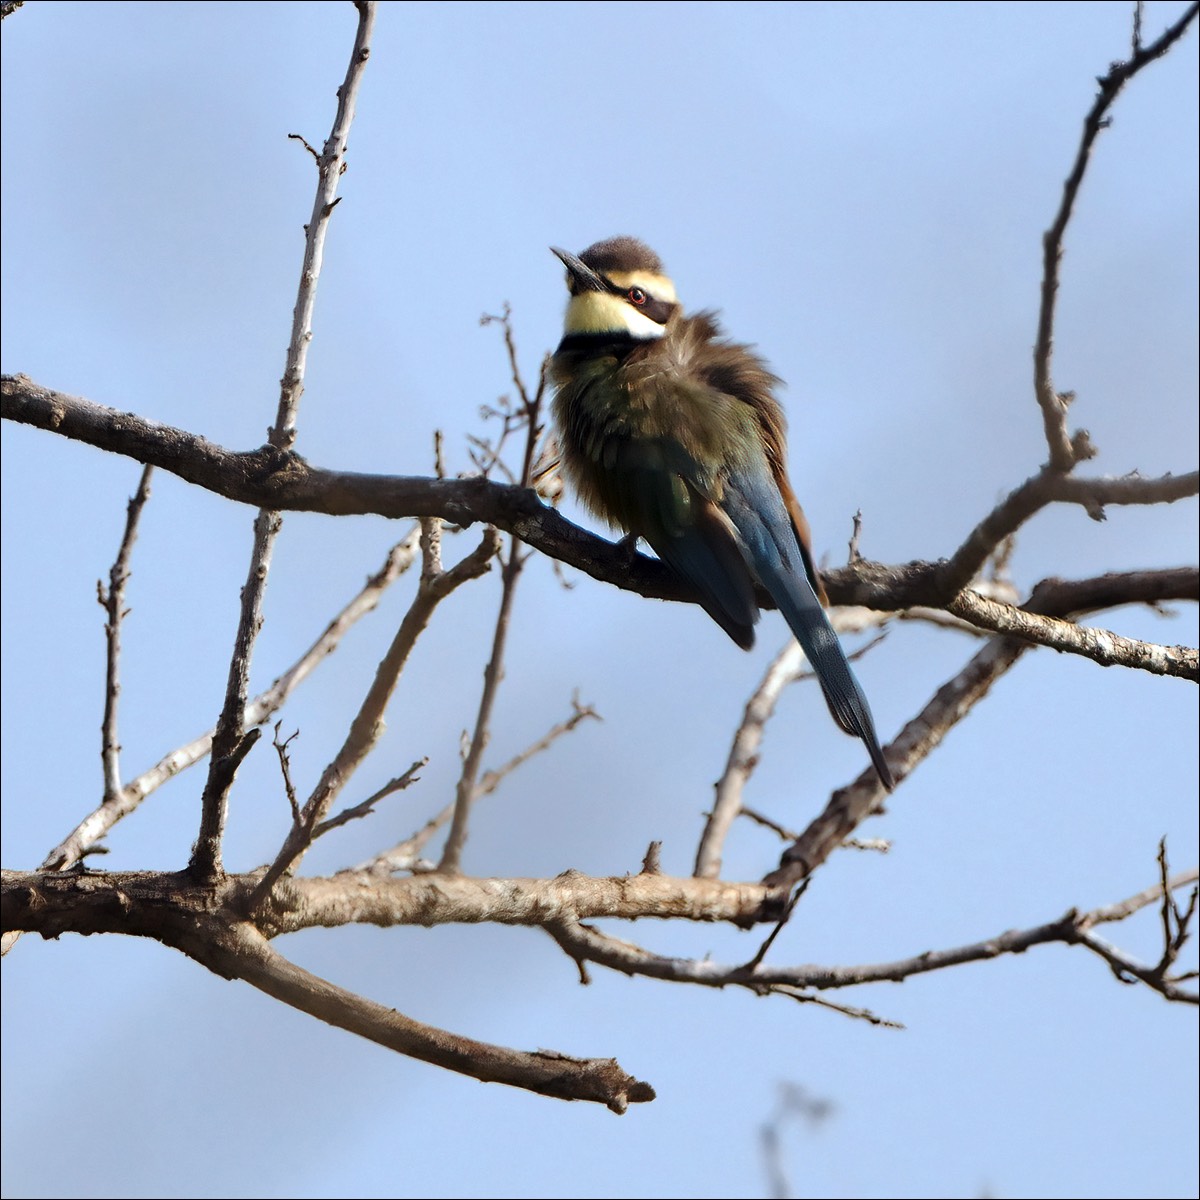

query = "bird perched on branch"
[{"left": 549, "top": 236, "right": 894, "bottom": 791}]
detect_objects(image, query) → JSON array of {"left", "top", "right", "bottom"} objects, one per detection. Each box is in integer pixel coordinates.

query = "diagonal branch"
[
  {"left": 313, "top": 758, "right": 428, "bottom": 839},
  {"left": 210, "top": 922, "right": 654, "bottom": 1113},
  {"left": 251, "top": 523, "right": 501, "bottom": 908},
  {"left": 765, "top": 635, "right": 1028, "bottom": 890},
  {"left": 694, "top": 641, "right": 807, "bottom": 881},
  {"left": 767, "top": 563, "right": 1200, "bottom": 891},
  {"left": 947, "top": 576, "right": 1199, "bottom": 681},
  {"left": 36, "top": 529, "right": 420, "bottom": 875},
  {"left": 936, "top": 468, "right": 1199, "bottom": 599},
  {"left": 355, "top": 696, "right": 602, "bottom": 875}
]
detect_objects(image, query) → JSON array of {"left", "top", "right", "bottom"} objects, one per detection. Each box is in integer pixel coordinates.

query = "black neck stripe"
[{"left": 555, "top": 331, "right": 646, "bottom": 356}]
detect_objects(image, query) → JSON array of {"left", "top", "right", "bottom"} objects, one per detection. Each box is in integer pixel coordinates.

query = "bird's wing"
[{"left": 606, "top": 436, "right": 760, "bottom": 650}]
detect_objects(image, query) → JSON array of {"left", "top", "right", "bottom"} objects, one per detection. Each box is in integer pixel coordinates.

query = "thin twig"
[
  {"left": 272, "top": 724, "right": 302, "bottom": 825},
  {"left": 531, "top": 865, "right": 1199, "bottom": 1006},
  {"left": 440, "top": 318, "right": 548, "bottom": 873},
  {"left": 313, "top": 759, "right": 428, "bottom": 839},
  {"left": 273, "top": 3, "right": 375, "bottom": 449},
  {"left": 97, "top": 465, "right": 153, "bottom": 803},
  {"left": 476, "top": 695, "right": 600, "bottom": 800}
]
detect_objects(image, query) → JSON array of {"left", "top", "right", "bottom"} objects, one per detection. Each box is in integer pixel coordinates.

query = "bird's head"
[{"left": 551, "top": 236, "right": 679, "bottom": 341}]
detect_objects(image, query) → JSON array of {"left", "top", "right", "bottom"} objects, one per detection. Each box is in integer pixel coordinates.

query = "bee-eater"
[{"left": 549, "top": 236, "right": 893, "bottom": 791}]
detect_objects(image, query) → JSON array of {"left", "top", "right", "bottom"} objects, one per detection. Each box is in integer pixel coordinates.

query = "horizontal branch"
[
  {"left": 0, "top": 869, "right": 787, "bottom": 941},
  {"left": 546, "top": 868, "right": 1199, "bottom": 1006},
  {"left": 12, "top": 863, "right": 1191, "bottom": 1006},
  {"left": 7, "top": 376, "right": 1196, "bottom": 621}
]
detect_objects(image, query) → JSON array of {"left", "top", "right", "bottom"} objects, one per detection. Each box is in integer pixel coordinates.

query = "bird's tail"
[{"left": 756, "top": 556, "right": 895, "bottom": 792}]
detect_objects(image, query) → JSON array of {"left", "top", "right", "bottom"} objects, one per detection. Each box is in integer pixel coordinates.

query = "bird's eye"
[{"left": 627, "top": 287, "right": 647, "bottom": 306}]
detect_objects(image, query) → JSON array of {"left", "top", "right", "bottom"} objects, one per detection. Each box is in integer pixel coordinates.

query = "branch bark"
[{"left": 5, "top": 377, "right": 1196, "bottom": 668}]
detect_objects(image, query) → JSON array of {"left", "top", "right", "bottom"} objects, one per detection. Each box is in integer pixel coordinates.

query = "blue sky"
[{"left": 2, "top": 2, "right": 1197, "bottom": 1198}]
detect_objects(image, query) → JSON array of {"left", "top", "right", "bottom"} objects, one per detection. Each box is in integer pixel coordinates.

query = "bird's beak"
[{"left": 550, "top": 246, "right": 607, "bottom": 293}]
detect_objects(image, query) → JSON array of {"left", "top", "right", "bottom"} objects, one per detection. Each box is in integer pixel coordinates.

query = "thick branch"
[
  {"left": 1, "top": 869, "right": 786, "bottom": 939},
  {"left": 0, "top": 869, "right": 655, "bottom": 1111},
  {"left": 948, "top": 575, "right": 1199, "bottom": 681},
  {"left": 7, "top": 378, "right": 1195, "bottom": 626}
]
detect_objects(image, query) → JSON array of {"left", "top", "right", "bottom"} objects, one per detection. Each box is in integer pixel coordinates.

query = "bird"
[{"left": 548, "top": 235, "right": 894, "bottom": 791}]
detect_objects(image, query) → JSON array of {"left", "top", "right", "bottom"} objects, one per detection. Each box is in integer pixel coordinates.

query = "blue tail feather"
[{"left": 724, "top": 472, "right": 894, "bottom": 791}]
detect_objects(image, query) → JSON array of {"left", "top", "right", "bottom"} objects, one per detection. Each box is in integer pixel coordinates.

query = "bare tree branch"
[
  {"left": 96, "top": 465, "right": 153, "bottom": 803},
  {"left": 251, "top": 523, "right": 501, "bottom": 907},
  {"left": 0, "top": 869, "right": 785, "bottom": 940},
  {"left": 695, "top": 620, "right": 892, "bottom": 880},
  {"left": 937, "top": 468, "right": 1199, "bottom": 599},
  {"left": 36, "top": 528, "right": 421, "bottom": 875},
  {"left": 441, "top": 315, "right": 548, "bottom": 873},
  {"left": 0, "top": 869, "right": 655, "bottom": 1111},
  {"left": 948, "top": 579, "right": 1198, "bottom": 680},
  {"left": 273, "top": 2, "right": 374, "bottom": 449},
  {"left": 189, "top": 3, "right": 376, "bottom": 882},
  {"left": 1, "top": 1, "right": 1195, "bottom": 1119},
  {"left": 695, "top": 641, "right": 806, "bottom": 880},
  {"left": 215, "top": 923, "right": 654, "bottom": 1113},
  {"left": 6, "top": 377, "right": 1194, "bottom": 635},
  {"left": 475, "top": 695, "right": 600, "bottom": 802},
  {"left": 312, "top": 758, "right": 427, "bottom": 839},
  {"left": 764, "top": 635, "right": 1028, "bottom": 890},
  {"left": 766, "top": 562, "right": 1200, "bottom": 893},
  {"left": 1034, "top": 0, "right": 1199, "bottom": 469},
  {"left": 540, "top": 866, "right": 1198, "bottom": 1006}
]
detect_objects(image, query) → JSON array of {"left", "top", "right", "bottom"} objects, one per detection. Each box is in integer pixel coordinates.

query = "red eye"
[{"left": 628, "top": 287, "right": 647, "bottom": 306}]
